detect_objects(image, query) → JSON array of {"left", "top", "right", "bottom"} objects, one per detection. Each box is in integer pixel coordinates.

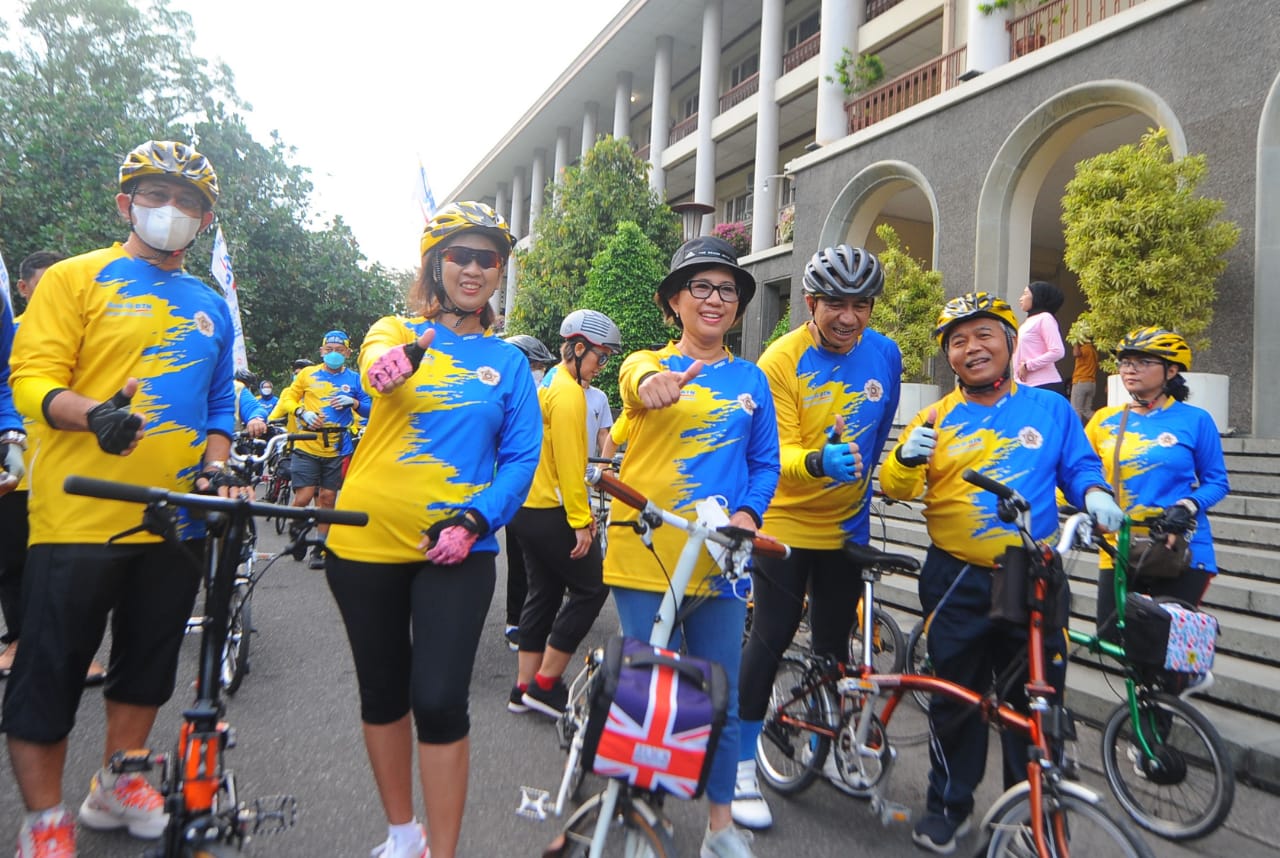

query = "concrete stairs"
[{"left": 869, "top": 435, "right": 1280, "bottom": 792}]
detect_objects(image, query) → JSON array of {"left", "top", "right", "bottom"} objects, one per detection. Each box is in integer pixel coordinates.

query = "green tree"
[
  {"left": 763, "top": 306, "right": 792, "bottom": 350},
  {"left": 510, "top": 137, "right": 681, "bottom": 347},
  {"left": 869, "top": 223, "right": 944, "bottom": 383},
  {"left": 1061, "top": 128, "right": 1240, "bottom": 366},
  {"left": 580, "top": 221, "right": 676, "bottom": 402}
]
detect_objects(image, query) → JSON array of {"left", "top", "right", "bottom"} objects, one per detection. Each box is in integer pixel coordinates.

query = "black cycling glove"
[
  {"left": 1153, "top": 500, "right": 1197, "bottom": 536},
  {"left": 86, "top": 389, "right": 144, "bottom": 454}
]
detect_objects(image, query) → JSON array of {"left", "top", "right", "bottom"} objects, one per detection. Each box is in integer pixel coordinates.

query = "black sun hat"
[{"left": 654, "top": 235, "right": 757, "bottom": 321}]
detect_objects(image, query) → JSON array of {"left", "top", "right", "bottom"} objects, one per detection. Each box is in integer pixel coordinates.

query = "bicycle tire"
[
  {"left": 756, "top": 655, "right": 834, "bottom": 795},
  {"left": 183, "top": 843, "right": 240, "bottom": 857},
  {"left": 979, "top": 781, "right": 1155, "bottom": 858},
  {"left": 1100, "top": 690, "right": 1235, "bottom": 840},
  {"left": 550, "top": 790, "right": 674, "bottom": 858},
  {"left": 848, "top": 604, "right": 906, "bottom": 674},
  {"left": 906, "top": 621, "right": 934, "bottom": 711},
  {"left": 221, "top": 582, "right": 252, "bottom": 695},
  {"left": 273, "top": 484, "right": 292, "bottom": 535}
]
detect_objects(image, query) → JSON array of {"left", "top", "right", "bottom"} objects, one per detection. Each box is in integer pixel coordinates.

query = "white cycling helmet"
[{"left": 560, "top": 309, "right": 622, "bottom": 351}]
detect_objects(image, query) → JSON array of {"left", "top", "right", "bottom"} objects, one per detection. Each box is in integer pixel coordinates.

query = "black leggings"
[
  {"left": 325, "top": 550, "right": 495, "bottom": 744},
  {"left": 739, "top": 547, "right": 862, "bottom": 722},
  {"left": 504, "top": 528, "right": 528, "bottom": 627},
  {"left": 509, "top": 506, "right": 607, "bottom": 655},
  {"left": 0, "top": 490, "right": 29, "bottom": 643}
]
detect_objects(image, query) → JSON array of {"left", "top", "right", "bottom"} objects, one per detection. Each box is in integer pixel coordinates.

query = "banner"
[
  {"left": 0, "top": 247, "right": 11, "bottom": 321},
  {"left": 416, "top": 154, "right": 437, "bottom": 222},
  {"left": 210, "top": 226, "right": 249, "bottom": 372}
]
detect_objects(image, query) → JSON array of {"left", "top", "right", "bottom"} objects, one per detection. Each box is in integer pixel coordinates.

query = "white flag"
[{"left": 210, "top": 227, "right": 249, "bottom": 372}]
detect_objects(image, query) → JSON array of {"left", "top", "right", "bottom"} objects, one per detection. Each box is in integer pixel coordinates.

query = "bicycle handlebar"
[
  {"left": 586, "top": 467, "right": 789, "bottom": 560},
  {"left": 235, "top": 431, "right": 316, "bottom": 467},
  {"left": 962, "top": 468, "right": 1030, "bottom": 510},
  {"left": 63, "top": 475, "right": 368, "bottom": 526}
]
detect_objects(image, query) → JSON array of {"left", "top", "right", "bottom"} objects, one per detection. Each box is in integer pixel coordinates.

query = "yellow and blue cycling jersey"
[
  {"left": 326, "top": 316, "right": 542, "bottom": 565},
  {"left": 523, "top": 365, "right": 592, "bottom": 529},
  {"left": 604, "top": 343, "right": 780, "bottom": 597},
  {"left": 10, "top": 245, "right": 236, "bottom": 543},
  {"left": 759, "top": 325, "right": 901, "bottom": 549},
  {"left": 275, "top": 364, "right": 370, "bottom": 458},
  {"left": 1086, "top": 400, "right": 1229, "bottom": 572},
  {"left": 880, "top": 383, "right": 1107, "bottom": 569}
]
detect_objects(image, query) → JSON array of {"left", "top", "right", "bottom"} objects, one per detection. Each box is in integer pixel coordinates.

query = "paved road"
[{"left": 2, "top": 526, "right": 1277, "bottom": 856}]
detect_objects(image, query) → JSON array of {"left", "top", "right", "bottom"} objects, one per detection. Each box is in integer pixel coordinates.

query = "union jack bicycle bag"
[{"left": 580, "top": 635, "right": 728, "bottom": 800}]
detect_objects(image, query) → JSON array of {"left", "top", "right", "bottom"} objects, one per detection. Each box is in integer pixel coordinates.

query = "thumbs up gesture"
[
  {"left": 86, "top": 378, "right": 147, "bottom": 455},
  {"left": 638, "top": 360, "right": 703, "bottom": 410},
  {"left": 368, "top": 328, "right": 436, "bottom": 393}
]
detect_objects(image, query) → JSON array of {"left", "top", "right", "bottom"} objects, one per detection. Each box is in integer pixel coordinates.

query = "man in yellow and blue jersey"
[
  {"left": 879, "top": 292, "right": 1123, "bottom": 854},
  {"left": 4, "top": 141, "right": 237, "bottom": 857}
]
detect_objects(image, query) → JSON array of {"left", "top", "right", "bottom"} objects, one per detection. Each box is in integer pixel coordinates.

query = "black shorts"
[
  {"left": 291, "top": 450, "right": 343, "bottom": 492},
  {"left": 0, "top": 541, "right": 202, "bottom": 744}
]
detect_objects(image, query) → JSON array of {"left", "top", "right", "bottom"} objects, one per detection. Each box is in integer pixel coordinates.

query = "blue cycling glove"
[
  {"left": 820, "top": 443, "right": 860, "bottom": 483},
  {"left": 1085, "top": 490, "right": 1124, "bottom": 532},
  {"left": 330, "top": 394, "right": 358, "bottom": 409}
]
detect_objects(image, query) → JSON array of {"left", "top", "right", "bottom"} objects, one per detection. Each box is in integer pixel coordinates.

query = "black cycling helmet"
[
  {"left": 503, "top": 334, "right": 557, "bottom": 365},
  {"left": 803, "top": 245, "right": 884, "bottom": 299},
  {"left": 292, "top": 358, "right": 312, "bottom": 371},
  {"left": 234, "top": 368, "right": 257, "bottom": 386},
  {"left": 654, "top": 235, "right": 756, "bottom": 322}
]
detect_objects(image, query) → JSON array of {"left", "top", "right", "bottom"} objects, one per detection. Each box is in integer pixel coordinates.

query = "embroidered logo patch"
[
  {"left": 194, "top": 311, "right": 215, "bottom": 336},
  {"left": 1018, "top": 426, "right": 1043, "bottom": 449},
  {"left": 1157, "top": 432, "right": 1177, "bottom": 447},
  {"left": 476, "top": 366, "right": 500, "bottom": 386},
  {"left": 737, "top": 393, "right": 757, "bottom": 415},
  {"left": 864, "top": 379, "right": 884, "bottom": 402}
]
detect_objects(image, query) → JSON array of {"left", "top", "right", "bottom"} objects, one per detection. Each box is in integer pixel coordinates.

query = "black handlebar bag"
[{"left": 580, "top": 635, "right": 728, "bottom": 799}]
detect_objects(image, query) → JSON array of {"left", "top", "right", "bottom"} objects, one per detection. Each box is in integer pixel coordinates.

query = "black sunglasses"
[{"left": 441, "top": 246, "right": 503, "bottom": 270}]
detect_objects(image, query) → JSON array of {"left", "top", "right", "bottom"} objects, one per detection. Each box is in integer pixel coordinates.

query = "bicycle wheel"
[
  {"left": 756, "top": 655, "right": 834, "bottom": 795},
  {"left": 273, "top": 484, "right": 292, "bottom": 534},
  {"left": 849, "top": 604, "right": 906, "bottom": 674},
  {"left": 906, "top": 621, "right": 934, "bottom": 711},
  {"left": 184, "top": 843, "right": 240, "bottom": 857},
  {"left": 549, "top": 790, "right": 674, "bottom": 858},
  {"left": 980, "top": 782, "right": 1155, "bottom": 857},
  {"left": 221, "top": 581, "right": 252, "bottom": 695},
  {"left": 1100, "top": 690, "right": 1235, "bottom": 840}
]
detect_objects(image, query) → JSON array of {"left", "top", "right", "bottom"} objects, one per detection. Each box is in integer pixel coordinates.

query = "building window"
[
  {"left": 785, "top": 11, "right": 820, "bottom": 51},
  {"left": 680, "top": 93, "right": 699, "bottom": 120},
  {"left": 728, "top": 54, "right": 759, "bottom": 89},
  {"left": 724, "top": 191, "right": 753, "bottom": 225}
]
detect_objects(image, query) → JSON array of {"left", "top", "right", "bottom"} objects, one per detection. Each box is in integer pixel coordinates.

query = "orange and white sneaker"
[
  {"left": 16, "top": 807, "right": 76, "bottom": 858},
  {"left": 78, "top": 772, "right": 167, "bottom": 839}
]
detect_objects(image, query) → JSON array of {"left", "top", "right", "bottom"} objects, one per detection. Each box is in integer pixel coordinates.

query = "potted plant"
[
  {"left": 978, "top": 0, "right": 1055, "bottom": 56},
  {"left": 868, "top": 223, "right": 945, "bottom": 424},
  {"left": 710, "top": 220, "right": 752, "bottom": 257},
  {"left": 776, "top": 205, "right": 795, "bottom": 244},
  {"left": 1061, "top": 128, "right": 1241, "bottom": 432},
  {"left": 830, "top": 49, "right": 886, "bottom": 99}
]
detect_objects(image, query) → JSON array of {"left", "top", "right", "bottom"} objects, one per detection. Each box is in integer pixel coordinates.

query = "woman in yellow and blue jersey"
[
  {"left": 606, "top": 235, "right": 779, "bottom": 858},
  {"left": 324, "top": 203, "right": 540, "bottom": 858},
  {"left": 734, "top": 245, "right": 901, "bottom": 829}
]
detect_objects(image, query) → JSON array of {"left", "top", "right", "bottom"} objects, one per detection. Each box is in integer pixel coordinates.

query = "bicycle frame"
[{"left": 62, "top": 474, "right": 366, "bottom": 856}]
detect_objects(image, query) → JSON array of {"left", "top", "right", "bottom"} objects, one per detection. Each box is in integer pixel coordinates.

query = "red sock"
[
  {"left": 534, "top": 673, "right": 557, "bottom": 691},
  {"left": 516, "top": 681, "right": 527, "bottom": 692}
]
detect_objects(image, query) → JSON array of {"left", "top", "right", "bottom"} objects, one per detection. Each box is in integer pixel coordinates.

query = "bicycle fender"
[{"left": 977, "top": 778, "right": 1105, "bottom": 833}]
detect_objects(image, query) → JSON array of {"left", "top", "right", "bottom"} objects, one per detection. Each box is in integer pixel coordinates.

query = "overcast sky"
[{"left": 170, "top": 0, "right": 631, "bottom": 271}]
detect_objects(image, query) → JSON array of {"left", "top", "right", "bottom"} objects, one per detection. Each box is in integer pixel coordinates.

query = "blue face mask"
[{"left": 323, "top": 351, "right": 346, "bottom": 370}]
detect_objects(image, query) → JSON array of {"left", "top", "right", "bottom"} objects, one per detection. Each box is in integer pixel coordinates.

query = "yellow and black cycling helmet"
[
  {"left": 419, "top": 202, "right": 516, "bottom": 259},
  {"left": 934, "top": 291, "right": 1018, "bottom": 347},
  {"left": 1115, "top": 327, "right": 1192, "bottom": 371},
  {"left": 119, "top": 141, "right": 219, "bottom": 208}
]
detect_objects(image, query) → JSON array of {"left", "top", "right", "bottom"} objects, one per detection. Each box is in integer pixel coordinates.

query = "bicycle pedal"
[
  {"left": 242, "top": 794, "right": 297, "bottom": 835},
  {"left": 108, "top": 748, "right": 156, "bottom": 773},
  {"left": 516, "top": 786, "right": 554, "bottom": 821}
]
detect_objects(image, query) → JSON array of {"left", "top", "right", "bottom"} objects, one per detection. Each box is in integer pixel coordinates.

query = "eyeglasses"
[
  {"left": 685, "top": 279, "right": 740, "bottom": 302},
  {"left": 441, "top": 246, "right": 503, "bottom": 270},
  {"left": 1117, "top": 356, "right": 1164, "bottom": 370},
  {"left": 589, "top": 347, "right": 610, "bottom": 367},
  {"left": 132, "top": 185, "right": 206, "bottom": 215}
]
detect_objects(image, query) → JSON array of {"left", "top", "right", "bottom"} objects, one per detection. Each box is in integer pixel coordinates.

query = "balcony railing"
[
  {"left": 782, "top": 32, "right": 820, "bottom": 73},
  {"left": 1009, "top": 0, "right": 1149, "bottom": 58},
  {"left": 866, "top": 0, "right": 908, "bottom": 20},
  {"left": 669, "top": 114, "right": 698, "bottom": 145},
  {"left": 845, "top": 45, "right": 967, "bottom": 134},
  {"left": 719, "top": 73, "right": 760, "bottom": 114},
  {"left": 635, "top": 143, "right": 650, "bottom": 161}
]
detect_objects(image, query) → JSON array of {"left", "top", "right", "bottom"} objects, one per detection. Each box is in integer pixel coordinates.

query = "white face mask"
[
  {"left": 132, "top": 204, "right": 202, "bottom": 251},
  {"left": 531, "top": 368, "right": 546, "bottom": 385}
]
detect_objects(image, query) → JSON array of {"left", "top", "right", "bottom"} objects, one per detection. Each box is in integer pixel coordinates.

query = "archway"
[
  {"left": 1254, "top": 73, "right": 1280, "bottom": 438},
  {"left": 820, "top": 161, "right": 940, "bottom": 267}
]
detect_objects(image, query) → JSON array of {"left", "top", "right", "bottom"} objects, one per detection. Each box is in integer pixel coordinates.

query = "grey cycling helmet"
[
  {"left": 503, "top": 334, "right": 557, "bottom": 365},
  {"left": 560, "top": 309, "right": 622, "bottom": 351},
  {"left": 802, "top": 245, "right": 884, "bottom": 299}
]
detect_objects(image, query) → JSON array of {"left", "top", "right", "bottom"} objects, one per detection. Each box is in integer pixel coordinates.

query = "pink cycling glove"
[
  {"left": 425, "top": 526, "right": 478, "bottom": 565},
  {"left": 367, "top": 343, "right": 426, "bottom": 393}
]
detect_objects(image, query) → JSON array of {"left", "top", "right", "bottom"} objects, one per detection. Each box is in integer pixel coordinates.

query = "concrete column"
[
  {"left": 553, "top": 127, "right": 571, "bottom": 205},
  {"left": 750, "top": 0, "right": 784, "bottom": 253},
  {"left": 581, "top": 102, "right": 598, "bottom": 157},
  {"left": 505, "top": 167, "right": 526, "bottom": 315},
  {"left": 494, "top": 183, "right": 509, "bottom": 224},
  {"left": 649, "top": 35, "right": 673, "bottom": 194},
  {"left": 965, "top": 2, "right": 1011, "bottom": 75},
  {"left": 694, "top": 0, "right": 722, "bottom": 236},
  {"left": 529, "top": 149, "right": 547, "bottom": 236},
  {"left": 815, "top": 0, "right": 862, "bottom": 145},
  {"left": 613, "top": 71, "right": 633, "bottom": 141}
]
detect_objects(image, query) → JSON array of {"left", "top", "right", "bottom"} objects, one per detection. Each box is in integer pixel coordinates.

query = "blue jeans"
[{"left": 611, "top": 587, "right": 745, "bottom": 805}]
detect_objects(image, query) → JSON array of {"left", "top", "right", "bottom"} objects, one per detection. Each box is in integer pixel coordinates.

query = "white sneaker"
[
  {"left": 730, "top": 759, "right": 772, "bottom": 830},
  {"left": 78, "top": 772, "right": 167, "bottom": 839},
  {"left": 1180, "top": 670, "right": 1214, "bottom": 699},
  {"left": 16, "top": 807, "right": 76, "bottom": 858},
  {"left": 370, "top": 822, "right": 429, "bottom": 858},
  {"left": 700, "top": 824, "right": 755, "bottom": 858}
]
